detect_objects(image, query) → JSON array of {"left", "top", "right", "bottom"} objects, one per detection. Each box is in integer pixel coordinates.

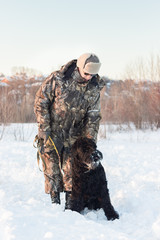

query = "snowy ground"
[{"left": 0, "top": 124, "right": 160, "bottom": 240}]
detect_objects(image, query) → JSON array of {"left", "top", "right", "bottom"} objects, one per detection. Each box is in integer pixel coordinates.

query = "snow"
[{"left": 0, "top": 124, "right": 160, "bottom": 240}]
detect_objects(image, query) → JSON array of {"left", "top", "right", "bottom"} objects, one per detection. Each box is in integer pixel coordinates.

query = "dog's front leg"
[
  {"left": 100, "top": 184, "right": 119, "bottom": 221},
  {"left": 71, "top": 195, "right": 84, "bottom": 213}
]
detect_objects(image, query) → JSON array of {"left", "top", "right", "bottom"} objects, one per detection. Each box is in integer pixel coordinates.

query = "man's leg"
[
  {"left": 42, "top": 151, "right": 63, "bottom": 204},
  {"left": 62, "top": 148, "right": 73, "bottom": 209}
]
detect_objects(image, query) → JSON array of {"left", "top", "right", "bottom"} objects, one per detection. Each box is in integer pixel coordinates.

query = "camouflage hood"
[{"left": 60, "top": 59, "right": 105, "bottom": 89}]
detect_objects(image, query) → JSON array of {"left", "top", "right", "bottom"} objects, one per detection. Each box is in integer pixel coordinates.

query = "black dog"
[{"left": 69, "top": 137, "right": 119, "bottom": 221}]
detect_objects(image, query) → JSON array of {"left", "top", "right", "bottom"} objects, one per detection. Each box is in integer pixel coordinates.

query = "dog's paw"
[{"left": 107, "top": 211, "right": 119, "bottom": 221}]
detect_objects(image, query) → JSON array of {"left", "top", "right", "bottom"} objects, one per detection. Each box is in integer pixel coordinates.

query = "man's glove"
[
  {"left": 37, "top": 131, "right": 51, "bottom": 153},
  {"left": 38, "top": 131, "right": 50, "bottom": 144}
]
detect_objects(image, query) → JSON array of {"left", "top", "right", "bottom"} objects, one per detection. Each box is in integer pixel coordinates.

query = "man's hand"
[{"left": 38, "top": 131, "right": 50, "bottom": 144}]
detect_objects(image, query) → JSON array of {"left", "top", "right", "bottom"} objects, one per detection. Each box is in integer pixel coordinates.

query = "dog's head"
[{"left": 71, "top": 137, "right": 103, "bottom": 171}]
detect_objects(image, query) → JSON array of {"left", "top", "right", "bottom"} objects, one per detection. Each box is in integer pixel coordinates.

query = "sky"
[{"left": 0, "top": 0, "right": 160, "bottom": 79}]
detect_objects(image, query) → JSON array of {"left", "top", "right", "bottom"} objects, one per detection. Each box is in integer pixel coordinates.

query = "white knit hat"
[{"left": 77, "top": 53, "right": 101, "bottom": 74}]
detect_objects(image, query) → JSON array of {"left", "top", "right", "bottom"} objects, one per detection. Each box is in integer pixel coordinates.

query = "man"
[{"left": 34, "top": 53, "right": 105, "bottom": 208}]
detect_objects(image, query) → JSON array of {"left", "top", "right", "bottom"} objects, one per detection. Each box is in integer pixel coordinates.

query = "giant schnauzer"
[{"left": 66, "top": 137, "right": 119, "bottom": 221}]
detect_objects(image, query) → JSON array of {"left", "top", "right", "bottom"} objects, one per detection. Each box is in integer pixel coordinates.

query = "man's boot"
[
  {"left": 65, "top": 191, "right": 72, "bottom": 210},
  {"left": 50, "top": 191, "right": 60, "bottom": 204}
]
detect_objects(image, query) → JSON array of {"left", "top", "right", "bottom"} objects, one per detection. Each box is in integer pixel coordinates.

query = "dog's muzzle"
[{"left": 89, "top": 150, "right": 103, "bottom": 170}]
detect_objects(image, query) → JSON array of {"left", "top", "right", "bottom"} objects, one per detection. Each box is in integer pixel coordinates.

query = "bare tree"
[{"left": 123, "top": 54, "right": 160, "bottom": 82}]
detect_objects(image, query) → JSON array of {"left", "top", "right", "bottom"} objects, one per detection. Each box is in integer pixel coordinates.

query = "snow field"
[{"left": 0, "top": 124, "right": 160, "bottom": 240}]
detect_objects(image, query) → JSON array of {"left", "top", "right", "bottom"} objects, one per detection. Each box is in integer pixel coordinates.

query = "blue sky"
[{"left": 0, "top": 0, "right": 160, "bottom": 79}]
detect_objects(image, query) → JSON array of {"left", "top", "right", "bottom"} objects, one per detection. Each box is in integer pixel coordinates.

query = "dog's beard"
[{"left": 84, "top": 160, "right": 101, "bottom": 170}]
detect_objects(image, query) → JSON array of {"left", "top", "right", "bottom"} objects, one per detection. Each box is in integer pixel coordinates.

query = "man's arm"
[
  {"left": 83, "top": 93, "right": 101, "bottom": 142},
  {"left": 34, "top": 73, "right": 55, "bottom": 142}
]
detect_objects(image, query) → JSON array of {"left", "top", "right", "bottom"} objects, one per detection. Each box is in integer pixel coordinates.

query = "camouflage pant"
[{"left": 41, "top": 147, "right": 72, "bottom": 194}]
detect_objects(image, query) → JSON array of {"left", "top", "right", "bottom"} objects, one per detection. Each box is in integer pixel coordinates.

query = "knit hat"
[{"left": 77, "top": 53, "right": 101, "bottom": 74}]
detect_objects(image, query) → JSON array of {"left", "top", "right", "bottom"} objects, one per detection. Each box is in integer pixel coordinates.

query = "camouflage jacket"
[{"left": 34, "top": 60, "right": 105, "bottom": 149}]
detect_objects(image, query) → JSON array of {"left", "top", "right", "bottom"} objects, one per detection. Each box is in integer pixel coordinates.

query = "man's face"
[{"left": 78, "top": 68, "right": 96, "bottom": 82}]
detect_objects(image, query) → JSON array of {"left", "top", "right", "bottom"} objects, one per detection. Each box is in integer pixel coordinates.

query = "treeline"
[
  {"left": 0, "top": 72, "right": 160, "bottom": 130},
  {"left": 101, "top": 78, "right": 160, "bottom": 129},
  {"left": 0, "top": 73, "right": 45, "bottom": 124}
]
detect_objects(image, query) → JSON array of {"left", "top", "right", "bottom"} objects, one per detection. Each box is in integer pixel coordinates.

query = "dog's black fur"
[{"left": 70, "top": 137, "right": 119, "bottom": 221}]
